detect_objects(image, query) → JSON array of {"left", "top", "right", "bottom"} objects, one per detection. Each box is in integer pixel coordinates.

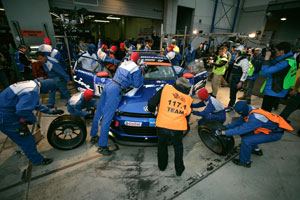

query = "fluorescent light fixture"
[
  {"left": 248, "top": 33, "right": 256, "bottom": 38},
  {"left": 106, "top": 16, "right": 120, "bottom": 20},
  {"left": 193, "top": 29, "right": 198, "bottom": 34},
  {"left": 280, "top": 17, "right": 287, "bottom": 21},
  {"left": 0, "top": 8, "right": 5, "bottom": 11},
  {"left": 50, "top": 12, "right": 60, "bottom": 18},
  {"left": 94, "top": 20, "right": 110, "bottom": 23},
  {"left": 87, "top": 15, "right": 95, "bottom": 18},
  {"left": 30, "top": 45, "right": 40, "bottom": 49}
]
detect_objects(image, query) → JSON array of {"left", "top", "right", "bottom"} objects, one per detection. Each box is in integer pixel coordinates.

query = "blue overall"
[
  {"left": 42, "top": 57, "right": 71, "bottom": 106},
  {"left": 90, "top": 60, "right": 144, "bottom": 147},
  {"left": 192, "top": 96, "right": 226, "bottom": 126},
  {"left": 14, "top": 51, "right": 24, "bottom": 72},
  {"left": 225, "top": 107, "right": 283, "bottom": 163},
  {"left": 0, "top": 80, "right": 53, "bottom": 164},
  {"left": 67, "top": 92, "right": 97, "bottom": 117}
]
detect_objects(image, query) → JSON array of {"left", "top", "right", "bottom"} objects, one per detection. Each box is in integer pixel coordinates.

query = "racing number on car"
[{"left": 95, "top": 84, "right": 104, "bottom": 96}]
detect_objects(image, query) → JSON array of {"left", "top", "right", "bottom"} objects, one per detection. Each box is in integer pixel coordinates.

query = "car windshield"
[
  {"left": 144, "top": 65, "right": 176, "bottom": 81},
  {"left": 76, "top": 56, "right": 108, "bottom": 73}
]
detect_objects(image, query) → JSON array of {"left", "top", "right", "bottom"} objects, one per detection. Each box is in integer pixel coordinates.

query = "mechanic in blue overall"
[
  {"left": 35, "top": 51, "right": 72, "bottom": 108},
  {"left": 216, "top": 101, "right": 293, "bottom": 168},
  {"left": 67, "top": 89, "right": 97, "bottom": 118},
  {"left": 77, "top": 44, "right": 98, "bottom": 71},
  {"left": 14, "top": 45, "right": 34, "bottom": 80},
  {"left": 51, "top": 43, "right": 67, "bottom": 70},
  {"left": 192, "top": 88, "right": 226, "bottom": 126},
  {"left": 183, "top": 44, "right": 196, "bottom": 67},
  {"left": 0, "top": 79, "right": 64, "bottom": 165},
  {"left": 38, "top": 38, "right": 52, "bottom": 56},
  {"left": 90, "top": 52, "right": 144, "bottom": 155}
]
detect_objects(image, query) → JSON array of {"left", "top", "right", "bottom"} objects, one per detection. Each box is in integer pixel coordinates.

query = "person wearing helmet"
[
  {"left": 90, "top": 52, "right": 144, "bottom": 155},
  {"left": 216, "top": 101, "right": 293, "bottom": 168},
  {"left": 191, "top": 88, "right": 226, "bottom": 126},
  {"left": 67, "top": 89, "right": 97, "bottom": 118},
  {"left": 0, "top": 79, "right": 64, "bottom": 165},
  {"left": 225, "top": 45, "right": 249, "bottom": 112},
  {"left": 147, "top": 77, "right": 193, "bottom": 176},
  {"left": 77, "top": 43, "right": 98, "bottom": 71},
  {"left": 38, "top": 38, "right": 52, "bottom": 56},
  {"left": 103, "top": 45, "right": 121, "bottom": 74}
]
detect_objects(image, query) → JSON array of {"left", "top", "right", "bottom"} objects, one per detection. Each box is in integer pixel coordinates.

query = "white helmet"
[
  {"left": 166, "top": 51, "right": 175, "bottom": 60},
  {"left": 236, "top": 45, "right": 244, "bottom": 52}
]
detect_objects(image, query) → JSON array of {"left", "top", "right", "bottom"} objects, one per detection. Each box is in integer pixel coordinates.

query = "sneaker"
[
  {"left": 251, "top": 149, "right": 263, "bottom": 156},
  {"left": 35, "top": 158, "right": 53, "bottom": 166},
  {"left": 97, "top": 146, "right": 113, "bottom": 156},
  {"left": 90, "top": 136, "right": 99, "bottom": 145},
  {"left": 225, "top": 107, "right": 233, "bottom": 112},
  {"left": 238, "top": 96, "right": 246, "bottom": 100},
  {"left": 232, "top": 159, "right": 251, "bottom": 168},
  {"left": 176, "top": 166, "right": 185, "bottom": 176}
]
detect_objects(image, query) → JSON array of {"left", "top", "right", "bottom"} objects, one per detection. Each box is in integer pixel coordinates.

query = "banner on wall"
[{"left": 20, "top": 30, "right": 45, "bottom": 37}]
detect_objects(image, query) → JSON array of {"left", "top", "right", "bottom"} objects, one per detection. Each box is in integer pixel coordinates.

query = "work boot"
[
  {"left": 238, "top": 96, "right": 246, "bottom": 100},
  {"left": 251, "top": 149, "right": 263, "bottom": 156},
  {"left": 176, "top": 166, "right": 185, "bottom": 176},
  {"left": 35, "top": 158, "right": 53, "bottom": 166},
  {"left": 90, "top": 136, "right": 99, "bottom": 145},
  {"left": 97, "top": 146, "right": 113, "bottom": 156},
  {"left": 232, "top": 159, "right": 251, "bottom": 168}
]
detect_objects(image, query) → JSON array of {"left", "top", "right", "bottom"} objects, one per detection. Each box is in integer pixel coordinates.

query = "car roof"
[{"left": 125, "top": 52, "right": 170, "bottom": 63}]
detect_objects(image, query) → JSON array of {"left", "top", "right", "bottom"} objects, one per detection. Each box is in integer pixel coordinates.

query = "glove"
[
  {"left": 214, "top": 129, "right": 222, "bottom": 137},
  {"left": 51, "top": 109, "right": 64, "bottom": 115},
  {"left": 18, "top": 119, "right": 30, "bottom": 136}
]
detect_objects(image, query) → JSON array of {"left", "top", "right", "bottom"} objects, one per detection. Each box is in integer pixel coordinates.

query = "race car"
[{"left": 73, "top": 52, "right": 208, "bottom": 145}]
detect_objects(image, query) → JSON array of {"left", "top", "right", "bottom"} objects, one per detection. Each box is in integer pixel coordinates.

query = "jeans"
[{"left": 280, "top": 92, "right": 300, "bottom": 120}]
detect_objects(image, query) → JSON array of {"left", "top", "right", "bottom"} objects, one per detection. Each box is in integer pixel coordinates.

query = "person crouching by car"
[
  {"left": 0, "top": 79, "right": 64, "bottom": 165},
  {"left": 216, "top": 101, "right": 293, "bottom": 168},
  {"left": 148, "top": 77, "right": 193, "bottom": 176},
  {"left": 67, "top": 89, "right": 97, "bottom": 119},
  {"left": 192, "top": 88, "right": 226, "bottom": 126}
]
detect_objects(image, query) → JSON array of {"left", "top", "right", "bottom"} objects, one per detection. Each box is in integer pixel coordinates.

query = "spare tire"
[
  {"left": 47, "top": 115, "right": 87, "bottom": 150},
  {"left": 198, "top": 120, "right": 234, "bottom": 156}
]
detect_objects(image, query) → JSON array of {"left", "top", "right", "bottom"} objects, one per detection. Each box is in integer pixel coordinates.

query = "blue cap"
[
  {"left": 234, "top": 101, "right": 250, "bottom": 116},
  {"left": 39, "top": 79, "right": 57, "bottom": 93},
  {"left": 88, "top": 44, "right": 96, "bottom": 55}
]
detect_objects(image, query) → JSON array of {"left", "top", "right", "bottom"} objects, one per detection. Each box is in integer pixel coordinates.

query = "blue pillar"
[{"left": 231, "top": 0, "right": 241, "bottom": 32}]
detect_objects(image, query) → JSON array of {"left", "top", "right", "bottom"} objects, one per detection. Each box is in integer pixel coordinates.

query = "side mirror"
[
  {"left": 183, "top": 73, "right": 194, "bottom": 79},
  {"left": 96, "top": 71, "right": 109, "bottom": 77}
]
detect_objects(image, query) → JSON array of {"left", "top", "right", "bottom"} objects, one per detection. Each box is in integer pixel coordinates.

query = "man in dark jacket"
[{"left": 148, "top": 77, "right": 193, "bottom": 176}]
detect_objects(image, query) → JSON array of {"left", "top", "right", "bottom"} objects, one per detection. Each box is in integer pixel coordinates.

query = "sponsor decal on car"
[
  {"left": 125, "top": 121, "right": 142, "bottom": 127},
  {"left": 149, "top": 118, "right": 156, "bottom": 127}
]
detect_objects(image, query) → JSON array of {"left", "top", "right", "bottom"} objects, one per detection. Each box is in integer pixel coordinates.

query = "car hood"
[{"left": 117, "top": 81, "right": 173, "bottom": 114}]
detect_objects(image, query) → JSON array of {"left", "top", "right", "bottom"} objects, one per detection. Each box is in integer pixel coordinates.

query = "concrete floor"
[{"left": 0, "top": 81, "right": 300, "bottom": 200}]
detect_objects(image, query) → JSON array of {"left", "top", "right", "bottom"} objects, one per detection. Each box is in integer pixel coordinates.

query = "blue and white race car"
[{"left": 73, "top": 52, "right": 208, "bottom": 145}]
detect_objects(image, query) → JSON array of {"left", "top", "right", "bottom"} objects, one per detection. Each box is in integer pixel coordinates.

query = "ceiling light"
[
  {"left": 193, "top": 29, "right": 198, "bottom": 34},
  {"left": 87, "top": 15, "right": 95, "bottom": 18},
  {"left": 248, "top": 33, "right": 256, "bottom": 38},
  {"left": 0, "top": 8, "right": 5, "bottom": 11},
  {"left": 106, "top": 16, "right": 120, "bottom": 20},
  {"left": 94, "top": 20, "right": 110, "bottom": 23},
  {"left": 280, "top": 17, "right": 287, "bottom": 21}
]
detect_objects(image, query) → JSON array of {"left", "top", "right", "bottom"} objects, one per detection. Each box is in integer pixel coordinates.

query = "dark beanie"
[{"left": 234, "top": 101, "right": 250, "bottom": 116}]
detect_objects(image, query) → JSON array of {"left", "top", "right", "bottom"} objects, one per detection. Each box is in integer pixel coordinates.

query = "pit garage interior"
[{"left": 1, "top": 0, "right": 300, "bottom": 200}]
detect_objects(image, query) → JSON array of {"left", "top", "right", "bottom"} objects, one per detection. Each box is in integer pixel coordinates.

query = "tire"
[
  {"left": 198, "top": 120, "right": 234, "bottom": 156},
  {"left": 47, "top": 115, "right": 87, "bottom": 150}
]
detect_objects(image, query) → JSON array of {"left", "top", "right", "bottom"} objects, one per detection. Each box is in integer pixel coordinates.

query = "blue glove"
[{"left": 214, "top": 129, "right": 222, "bottom": 137}]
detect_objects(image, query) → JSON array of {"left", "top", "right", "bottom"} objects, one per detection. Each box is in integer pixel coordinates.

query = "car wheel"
[
  {"left": 47, "top": 115, "right": 87, "bottom": 150},
  {"left": 198, "top": 120, "right": 234, "bottom": 156}
]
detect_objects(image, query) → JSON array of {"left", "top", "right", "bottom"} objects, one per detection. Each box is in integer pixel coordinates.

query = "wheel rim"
[
  {"left": 51, "top": 123, "right": 84, "bottom": 149},
  {"left": 199, "top": 128, "right": 223, "bottom": 154}
]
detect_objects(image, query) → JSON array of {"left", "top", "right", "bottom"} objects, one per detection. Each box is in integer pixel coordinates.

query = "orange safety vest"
[
  {"left": 106, "top": 52, "right": 117, "bottom": 71},
  {"left": 244, "top": 108, "right": 294, "bottom": 134},
  {"left": 156, "top": 84, "right": 193, "bottom": 131}
]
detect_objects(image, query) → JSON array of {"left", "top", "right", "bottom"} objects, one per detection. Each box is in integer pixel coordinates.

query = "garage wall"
[
  {"left": 49, "top": 0, "right": 164, "bottom": 20},
  {"left": 2, "top": 0, "right": 56, "bottom": 47}
]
